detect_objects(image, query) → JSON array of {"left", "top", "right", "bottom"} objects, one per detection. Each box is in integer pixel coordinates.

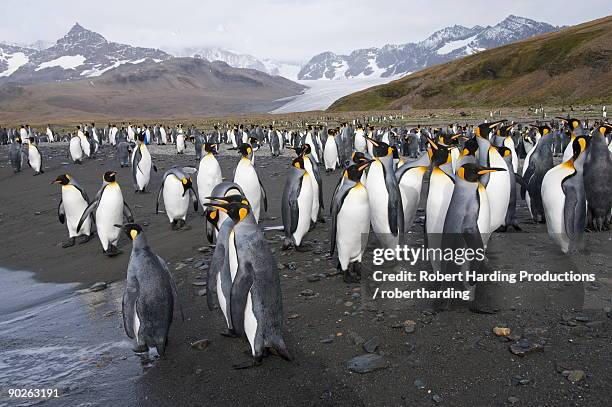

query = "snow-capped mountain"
[
  {"left": 0, "top": 43, "right": 37, "bottom": 78},
  {"left": 298, "top": 15, "right": 559, "bottom": 80},
  {"left": 167, "top": 46, "right": 302, "bottom": 79},
  {"left": 2, "top": 23, "right": 171, "bottom": 83}
]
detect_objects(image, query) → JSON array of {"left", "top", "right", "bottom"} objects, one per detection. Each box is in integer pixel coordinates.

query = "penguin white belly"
[
  {"left": 541, "top": 164, "right": 574, "bottom": 253},
  {"left": 63, "top": 186, "right": 90, "bottom": 237},
  {"left": 294, "top": 174, "right": 313, "bottom": 246},
  {"left": 504, "top": 138, "right": 518, "bottom": 173},
  {"left": 163, "top": 176, "right": 190, "bottom": 222},
  {"left": 305, "top": 135, "right": 319, "bottom": 163},
  {"left": 197, "top": 156, "right": 222, "bottom": 209},
  {"left": 477, "top": 184, "right": 491, "bottom": 248},
  {"left": 69, "top": 138, "right": 83, "bottom": 161},
  {"left": 160, "top": 128, "right": 167, "bottom": 144},
  {"left": 324, "top": 137, "right": 338, "bottom": 170},
  {"left": 366, "top": 161, "right": 395, "bottom": 248},
  {"left": 562, "top": 140, "right": 574, "bottom": 163},
  {"left": 228, "top": 231, "right": 238, "bottom": 280},
  {"left": 234, "top": 160, "right": 262, "bottom": 221},
  {"left": 354, "top": 134, "right": 366, "bottom": 153},
  {"left": 176, "top": 135, "right": 185, "bottom": 153},
  {"left": 136, "top": 148, "right": 152, "bottom": 189},
  {"left": 28, "top": 147, "right": 41, "bottom": 172},
  {"left": 244, "top": 291, "right": 258, "bottom": 356},
  {"left": 399, "top": 168, "right": 425, "bottom": 230},
  {"left": 426, "top": 168, "right": 455, "bottom": 235},
  {"left": 450, "top": 148, "right": 460, "bottom": 174},
  {"left": 79, "top": 135, "right": 90, "bottom": 157},
  {"left": 304, "top": 158, "right": 319, "bottom": 223},
  {"left": 96, "top": 185, "right": 124, "bottom": 250},
  {"left": 337, "top": 185, "right": 370, "bottom": 270},
  {"left": 486, "top": 154, "right": 511, "bottom": 232},
  {"left": 216, "top": 272, "right": 229, "bottom": 326},
  {"left": 133, "top": 307, "right": 142, "bottom": 343}
]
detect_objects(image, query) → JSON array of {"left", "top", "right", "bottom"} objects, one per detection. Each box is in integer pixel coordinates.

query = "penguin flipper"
[
  {"left": 155, "top": 179, "right": 165, "bottom": 214},
  {"left": 561, "top": 178, "right": 583, "bottom": 241},
  {"left": 230, "top": 265, "right": 254, "bottom": 337},
  {"left": 122, "top": 282, "right": 139, "bottom": 339},
  {"left": 330, "top": 183, "right": 352, "bottom": 256},
  {"left": 76, "top": 199, "right": 98, "bottom": 233},
  {"left": 123, "top": 202, "right": 134, "bottom": 223},
  {"left": 521, "top": 162, "right": 535, "bottom": 200},
  {"left": 58, "top": 200, "right": 65, "bottom": 224},
  {"left": 258, "top": 177, "right": 268, "bottom": 212}
]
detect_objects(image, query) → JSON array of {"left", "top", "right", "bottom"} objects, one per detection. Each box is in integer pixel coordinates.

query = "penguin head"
[
  {"left": 571, "top": 136, "right": 589, "bottom": 160},
  {"left": 497, "top": 124, "right": 514, "bottom": 137},
  {"left": 51, "top": 174, "right": 71, "bottom": 185},
  {"left": 366, "top": 137, "right": 393, "bottom": 158},
  {"left": 557, "top": 117, "right": 582, "bottom": 131},
  {"left": 596, "top": 124, "right": 612, "bottom": 137},
  {"left": 494, "top": 146, "right": 512, "bottom": 158},
  {"left": 327, "top": 129, "right": 335, "bottom": 137},
  {"left": 292, "top": 155, "right": 305, "bottom": 170},
  {"left": 15, "top": 137, "right": 21, "bottom": 143},
  {"left": 205, "top": 195, "right": 251, "bottom": 223},
  {"left": 457, "top": 163, "right": 506, "bottom": 183},
  {"left": 460, "top": 137, "right": 478, "bottom": 157},
  {"left": 204, "top": 143, "right": 218, "bottom": 154},
  {"left": 300, "top": 143, "right": 312, "bottom": 156},
  {"left": 103, "top": 171, "right": 117, "bottom": 183},
  {"left": 180, "top": 176, "right": 194, "bottom": 196},
  {"left": 475, "top": 121, "right": 504, "bottom": 138},
  {"left": 117, "top": 223, "right": 143, "bottom": 240},
  {"left": 346, "top": 160, "right": 374, "bottom": 182},
  {"left": 205, "top": 208, "right": 220, "bottom": 231},
  {"left": 351, "top": 151, "right": 367, "bottom": 165},
  {"left": 238, "top": 143, "right": 253, "bottom": 159},
  {"left": 428, "top": 138, "right": 451, "bottom": 166},
  {"left": 529, "top": 124, "right": 551, "bottom": 137}
]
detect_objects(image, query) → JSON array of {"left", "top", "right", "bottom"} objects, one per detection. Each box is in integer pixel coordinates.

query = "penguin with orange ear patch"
[{"left": 584, "top": 124, "right": 612, "bottom": 231}]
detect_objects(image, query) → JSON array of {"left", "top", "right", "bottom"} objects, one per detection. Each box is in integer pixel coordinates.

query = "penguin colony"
[{"left": 5, "top": 117, "right": 611, "bottom": 364}]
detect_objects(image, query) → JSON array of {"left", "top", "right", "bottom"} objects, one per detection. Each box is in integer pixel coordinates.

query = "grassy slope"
[{"left": 328, "top": 16, "right": 612, "bottom": 111}]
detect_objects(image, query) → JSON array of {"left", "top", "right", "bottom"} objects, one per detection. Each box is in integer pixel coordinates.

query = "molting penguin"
[
  {"left": 132, "top": 134, "right": 157, "bottom": 193},
  {"left": 330, "top": 161, "right": 372, "bottom": 283},
  {"left": 51, "top": 174, "right": 93, "bottom": 248},
  {"left": 365, "top": 136, "right": 404, "bottom": 248},
  {"left": 119, "top": 223, "right": 183, "bottom": 355},
  {"left": 584, "top": 124, "right": 612, "bottom": 231},
  {"left": 9, "top": 137, "right": 24, "bottom": 173},
  {"left": 117, "top": 140, "right": 131, "bottom": 168},
  {"left": 233, "top": 144, "right": 267, "bottom": 222},
  {"left": 281, "top": 156, "right": 313, "bottom": 251},
  {"left": 542, "top": 136, "right": 589, "bottom": 254},
  {"left": 156, "top": 167, "right": 199, "bottom": 230},
  {"left": 206, "top": 198, "right": 291, "bottom": 367},
  {"left": 77, "top": 171, "right": 134, "bottom": 256}
]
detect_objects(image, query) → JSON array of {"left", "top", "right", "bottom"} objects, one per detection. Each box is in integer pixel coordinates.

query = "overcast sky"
[{"left": 2, "top": 0, "right": 611, "bottom": 61}]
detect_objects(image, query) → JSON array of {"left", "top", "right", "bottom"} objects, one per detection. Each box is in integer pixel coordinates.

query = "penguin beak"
[
  {"left": 357, "top": 160, "right": 375, "bottom": 172},
  {"left": 426, "top": 138, "right": 438, "bottom": 150},
  {"left": 203, "top": 202, "right": 228, "bottom": 213},
  {"left": 365, "top": 137, "right": 379, "bottom": 146},
  {"left": 477, "top": 167, "right": 506, "bottom": 175}
]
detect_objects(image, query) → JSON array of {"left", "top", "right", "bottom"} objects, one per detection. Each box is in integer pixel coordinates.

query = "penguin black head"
[
  {"left": 205, "top": 196, "right": 251, "bottom": 223},
  {"left": 366, "top": 137, "right": 393, "bottom": 158},
  {"left": 238, "top": 143, "right": 253, "bottom": 158},
  {"left": 351, "top": 151, "right": 367, "bottom": 164},
  {"left": 557, "top": 117, "right": 582, "bottom": 130},
  {"left": 292, "top": 155, "right": 305, "bottom": 170},
  {"left": 497, "top": 124, "right": 514, "bottom": 137},
  {"left": 596, "top": 124, "right": 612, "bottom": 136},
  {"left": 457, "top": 163, "right": 506, "bottom": 183},
  {"left": 529, "top": 123, "right": 551, "bottom": 136},
  {"left": 461, "top": 137, "right": 479, "bottom": 157},
  {"left": 346, "top": 160, "right": 374, "bottom": 182},
  {"left": 494, "top": 146, "right": 512, "bottom": 158},
  {"left": 180, "top": 176, "right": 194, "bottom": 196},
  {"left": 117, "top": 223, "right": 143, "bottom": 240},
  {"left": 15, "top": 137, "right": 21, "bottom": 143},
  {"left": 205, "top": 208, "right": 220, "bottom": 231},
  {"left": 427, "top": 138, "right": 451, "bottom": 166},
  {"left": 475, "top": 121, "right": 504, "bottom": 138},
  {"left": 300, "top": 143, "right": 312, "bottom": 156},
  {"left": 103, "top": 171, "right": 117, "bottom": 183},
  {"left": 51, "top": 174, "right": 71, "bottom": 185},
  {"left": 204, "top": 143, "right": 218, "bottom": 154},
  {"left": 571, "top": 136, "right": 589, "bottom": 160},
  {"left": 327, "top": 128, "right": 335, "bottom": 136}
]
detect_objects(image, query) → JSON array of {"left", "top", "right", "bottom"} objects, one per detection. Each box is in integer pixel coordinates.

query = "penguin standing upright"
[
  {"left": 300, "top": 144, "right": 324, "bottom": 225},
  {"left": 521, "top": 125, "right": 554, "bottom": 222},
  {"left": 330, "top": 161, "right": 372, "bottom": 283},
  {"left": 425, "top": 139, "right": 455, "bottom": 237},
  {"left": 354, "top": 125, "right": 366, "bottom": 153},
  {"left": 396, "top": 152, "right": 430, "bottom": 232},
  {"left": 176, "top": 125, "right": 186, "bottom": 154},
  {"left": 204, "top": 182, "right": 244, "bottom": 244},
  {"left": 233, "top": 144, "right": 267, "bottom": 222},
  {"left": 119, "top": 223, "right": 183, "bottom": 355},
  {"left": 484, "top": 144, "right": 511, "bottom": 233},
  {"left": 205, "top": 198, "right": 292, "bottom": 367},
  {"left": 156, "top": 167, "right": 198, "bottom": 230},
  {"left": 323, "top": 128, "right": 339, "bottom": 172},
  {"left": 77, "top": 127, "right": 91, "bottom": 158},
  {"left": 281, "top": 156, "right": 313, "bottom": 250},
  {"left": 9, "top": 137, "right": 24, "bottom": 173},
  {"left": 542, "top": 136, "right": 589, "bottom": 253},
  {"left": 51, "top": 174, "right": 93, "bottom": 248},
  {"left": 365, "top": 137, "right": 404, "bottom": 248},
  {"left": 559, "top": 118, "right": 585, "bottom": 163},
  {"left": 495, "top": 146, "right": 521, "bottom": 231},
  {"left": 117, "top": 140, "right": 131, "bottom": 168},
  {"left": 584, "top": 124, "right": 612, "bottom": 230},
  {"left": 269, "top": 125, "right": 281, "bottom": 157},
  {"left": 77, "top": 171, "right": 134, "bottom": 256},
  {"left": 132, "top": 134, "right": 156, "bottom": 193},
  {"left": 26, "top": 138, "right": 44, "bottom": 175},
  {"left": 197, "top": 144, "right": 223, "bottom": 212},
  {"left": 69, "top": 133, "right": 84, "bottom": 164}
]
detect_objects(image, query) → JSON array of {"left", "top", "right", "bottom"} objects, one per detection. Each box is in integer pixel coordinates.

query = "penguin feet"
[
  {"left": 132, "top": 343, "right": 149, "bottom": 353},
  {"left": 77, "top": 235, "right": 92, "bottom": 244},
  {"left": 281, "top": 239, "right": 292, "bottom": 251},
  {"left": 104, "top": 245, "right": 121, "bottom": 257},
  {"left": 317, "top": 215, "right": 326, "bottom": 223},
  {"left": 295, "top": 243, "right": 311, "bottom": 252},
  {"left": 175, "top": 219, "right": 186, "bottom": 230},
  {"left": 512, "top": 224, "right": 523, "bottom": 232},
  {"left": 343, "top": 269, "right": 360, "bottom": 284},
  {"left": 220, "top": 329, "right": 237, "bottom": 338},
  {"left": 495, "top": 225, "right": 508, "bottom": 233},
  {"left": 232, "top": 359, "right": 260, "bottom": 370},
  {"left": 61, "top": 237, "right": 76, "bottom": 248}
]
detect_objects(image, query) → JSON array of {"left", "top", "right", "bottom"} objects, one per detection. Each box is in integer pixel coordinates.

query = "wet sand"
[{"left": 0, "top": 142, "right": 611, "bottom": 406}]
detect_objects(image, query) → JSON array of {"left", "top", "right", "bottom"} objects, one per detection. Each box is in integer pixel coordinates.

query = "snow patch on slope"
[
  {"left": 35, "top": 55, "right": 86, "bottom": 71},
  {"left": 0, "top": 52, "right": 29, "bottom": 77},
  {"left": 436, "top": 35, "right": 477, "bottom": 54}
]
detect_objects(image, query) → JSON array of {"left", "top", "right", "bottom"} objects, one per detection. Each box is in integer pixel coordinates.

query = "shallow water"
[{"left": 0, "top": 268, "right": 144, "bottom": 407}]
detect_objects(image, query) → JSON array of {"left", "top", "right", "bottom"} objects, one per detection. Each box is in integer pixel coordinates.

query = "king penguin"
[
  {"left": 365, "top": 137, "right": 404, "bottom": 248},
  {"left": 51, "top": 174, "right": 93, "bottom": 247},
  {"left": 233, "top": 144, "right": 267, "bottom": 222},
  {"left": 9, "top": 137, "right": 24, "bottom": 173},
  {"left": 396, "top": 150, "right": 430, "bottom": 232},
  {"left": 281, "top": 156, "right": 313, "bottom": 251},
  {"left": 26, "top": 138, "right": 44, "bottom": 175},
  {"left": 156, "top": 167, "right": 199, "bottom": 230},
  {"left": 132, "top": 134, "right": 157, "bottom": 193},
  {"left": 205, "top": 198, "right": 292, "bottom": 367},
  {"left": 521, "top": 125, "right": 554, "bottom": 222},
  {"left": 77, "top": 171, "right": 134, "bottom": 256},
  {"left": 584, "top": 124, "right": 612, "bottom": 230},
  {"left": 542, "top": 136, "right": 589, "bottom": 254},
  {"left": 330, "top": 161, "right": 373, "bottom": 283},
  {"left": 559, "top": 117, "right": 586, "bottom": 163},
  {"left": 119, "top": 223, "right": 183, "bottom": 355},
  {"left": 299, "top": 144, "right": 325, "bottom": 225},
  {"left": 197, "top": 143, "right": 223, "bottom": 212},
  {"left": 204, "top": 182, "right": 245, "bottom": 244},
  {"left": 323, "top": 128, "right": 340, "bottom": 172},
  {"left": 69, "top": 133, "right": 84, "bottom": 164}
]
